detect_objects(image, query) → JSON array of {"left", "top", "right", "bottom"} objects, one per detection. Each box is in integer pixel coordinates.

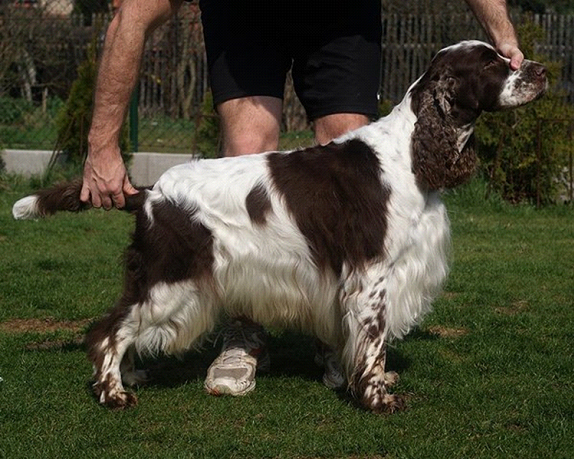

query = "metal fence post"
[
  {"left": 129, "top": 87, "right": 139, "bottom": 153},
  {"left": 536, "top": 119, "right": 542, "bottom": 208},
  {"left": 569, "top": 121, "right": 573, "bottom": 203}
]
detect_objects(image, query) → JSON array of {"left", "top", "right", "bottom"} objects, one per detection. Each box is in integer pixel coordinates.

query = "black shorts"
[{"left": 198, "top": 0, "right": 382, "bottom": 120}]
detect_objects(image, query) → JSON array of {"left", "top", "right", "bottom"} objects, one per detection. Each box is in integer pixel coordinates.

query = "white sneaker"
[
  {"left": 314, "top": 342, "right": 346, "bottom": 389},
  {"left": 204, "top": 320, "right": 269, "bottom": 396}
]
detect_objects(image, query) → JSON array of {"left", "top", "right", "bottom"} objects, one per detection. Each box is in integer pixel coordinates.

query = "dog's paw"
[
  {"left": 360, "top": 381, "right": 406, "bottom": 414},
  {"left": 93, "top": 380, "right": 138, "bottom": 409},
  {"left": 362, "top": 391, "right": 405, "bottom": 414},
  {"left": 99, "top": 389, "right": 138, "bottom": 409}
]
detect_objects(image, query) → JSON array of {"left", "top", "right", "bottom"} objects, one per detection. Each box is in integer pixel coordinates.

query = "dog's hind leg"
[
  {"left": 87, "top": 280, "right": 219, "bottom": 408},
  {"left": 86, "top": 307, "right": 141, "bottom": 409}
]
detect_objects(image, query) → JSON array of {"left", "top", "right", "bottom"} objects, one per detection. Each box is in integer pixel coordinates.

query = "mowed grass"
[{"left": 0, "top": 176, "right": 572, "bottom": 459}]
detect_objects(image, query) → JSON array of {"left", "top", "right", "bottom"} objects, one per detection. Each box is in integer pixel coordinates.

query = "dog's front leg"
[{"left": 341, "top": 274, "right": 404, "bottom": 413}]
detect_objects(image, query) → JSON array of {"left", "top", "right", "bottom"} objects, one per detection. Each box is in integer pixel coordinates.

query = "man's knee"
[
  {"left": 222, "top": 132, "right": 279, "bottom": 157},
  {"left": 313, "top": 113, "right": 370, "bottom": 145},
  {"left": 217, "top": 96, "right": 283, "bottom": 156}
]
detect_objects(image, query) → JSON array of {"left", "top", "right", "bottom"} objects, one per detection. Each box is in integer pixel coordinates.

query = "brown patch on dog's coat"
[
  {"left": 267, "top": 139, "right": 390, "bottom": 275},
  {"left": 246, "top": 183, "right": 272, "bottom": 225}
]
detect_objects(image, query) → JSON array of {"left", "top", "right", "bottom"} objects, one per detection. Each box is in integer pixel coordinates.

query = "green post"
[{"left": 129, "top": 88, "right": 139, "bottom": 152}]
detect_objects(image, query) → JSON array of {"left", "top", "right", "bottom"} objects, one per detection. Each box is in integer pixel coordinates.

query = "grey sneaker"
[
  {"left": 314, "top": 342, "right": 346, "bottom": 390},
  {"left": 204, "top": 320, "right": 270, "bottom": 396}
]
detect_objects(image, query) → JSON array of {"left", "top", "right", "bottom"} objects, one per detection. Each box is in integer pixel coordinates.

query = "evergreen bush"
[
  {"left": 475, "top": 20, "right": 574, "bottom": 204},
  {"left": 0, "top": 97, "right": 33, "bottom": 124}
]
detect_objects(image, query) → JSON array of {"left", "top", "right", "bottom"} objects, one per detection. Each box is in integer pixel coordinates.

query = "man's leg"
[
  {"left": 313, "top": 113, "right": 370, "bottom": 145},
  {"left": 204, "top": 95, "right": 282, "bottom": 397},
  {"left": 199, "top": 0, "right": 291, "bottom": 396},
  {"left": 204, "top": 317, "right": 270, "bottom": 396},
  {"left": 218, "top": 96, "right": 283, "bottom": 156}
]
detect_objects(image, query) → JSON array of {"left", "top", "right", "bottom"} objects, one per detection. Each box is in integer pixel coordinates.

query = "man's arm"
[
  {"left": 82, "top": 0, "right": 183, "bottom": 209},
  {"left": 464, "top": 0, "right": 524, "bottom": 70}
]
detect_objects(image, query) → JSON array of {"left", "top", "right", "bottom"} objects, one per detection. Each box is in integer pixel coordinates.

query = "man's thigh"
[{"left": 200, "top": 0, "right": 291, "bottom": 107}]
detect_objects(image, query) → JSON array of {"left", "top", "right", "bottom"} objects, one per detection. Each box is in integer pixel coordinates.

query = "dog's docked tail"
[{"left": 12, "top": 179, "right": 147, "bottom": 220}]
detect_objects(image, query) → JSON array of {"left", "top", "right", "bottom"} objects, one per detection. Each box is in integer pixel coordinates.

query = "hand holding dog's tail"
[{"left": 13, "top": 179, "right": 145, "bottom": 220}]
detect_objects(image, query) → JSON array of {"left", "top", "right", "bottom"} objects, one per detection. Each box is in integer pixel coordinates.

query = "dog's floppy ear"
[
  {"left": 433, "top": 74, "right": 457, "bottom": 116},
  {"left": 409, "top": 72, "right": 477, "bottom": 190}
]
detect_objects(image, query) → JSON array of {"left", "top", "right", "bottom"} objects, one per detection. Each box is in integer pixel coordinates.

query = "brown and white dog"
[{"left": 13, "top": 41, "right": 546, "bottom": 413}]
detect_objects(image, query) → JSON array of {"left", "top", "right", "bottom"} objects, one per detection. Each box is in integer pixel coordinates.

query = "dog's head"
[{"left": 409, "top": 40, "right": 547, "bottom": 190}]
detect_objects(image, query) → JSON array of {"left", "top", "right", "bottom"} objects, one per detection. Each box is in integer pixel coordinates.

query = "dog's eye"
[{"left": 483, "top": 58, "right": 499, "bottom": 69}]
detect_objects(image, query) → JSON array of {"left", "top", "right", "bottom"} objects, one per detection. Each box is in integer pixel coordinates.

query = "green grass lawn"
[{"left": 0, "top": 176, "right": 572, "bottom": 458}]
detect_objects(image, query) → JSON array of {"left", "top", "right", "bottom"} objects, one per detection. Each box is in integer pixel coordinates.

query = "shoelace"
[{"left": 215, "top": 322, "right": 265, "bottom": 353}]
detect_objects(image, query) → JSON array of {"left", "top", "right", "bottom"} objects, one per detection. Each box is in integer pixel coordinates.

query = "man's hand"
[
  {"left": 463, "top": 0, "right": 524, "bottom": 71},
  {"left": 497, "top": 42, "right": 524, "bottom": 70},
  {"left": 80, "top": 148, "right": 138, "bottom": 210}
]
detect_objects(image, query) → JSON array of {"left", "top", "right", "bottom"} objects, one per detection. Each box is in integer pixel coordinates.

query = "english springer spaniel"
[{"left": 13, "top": 41, "right": 547, "bottom": 413}]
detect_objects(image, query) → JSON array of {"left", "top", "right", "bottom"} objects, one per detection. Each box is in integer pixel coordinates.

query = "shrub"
[
  {"left": 0, "top": 97, "right": 33, "bottom": 125},
  {"left": 475, "top": 20, "right": 574, "bottom": 205}
]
